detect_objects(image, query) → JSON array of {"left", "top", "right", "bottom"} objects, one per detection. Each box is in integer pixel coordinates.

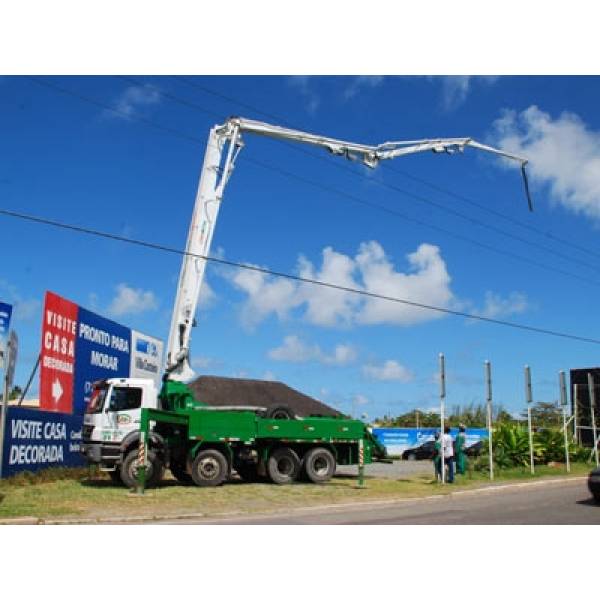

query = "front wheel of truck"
[
  {"left": 121, "top": 450, "right": 164, "bottom": 489},
  {"left": 191, "top": 449, "right": 229, "bottom": 487}
]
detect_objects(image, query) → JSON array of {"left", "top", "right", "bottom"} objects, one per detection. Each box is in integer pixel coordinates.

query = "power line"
[
  {"left": 174, "top": 75, "right": 600, "bottom": 265},
  {"left": 2, "top": 206, "right": 599, "bottom": 346},
  {"left": 117, "top": 76, "right": 600, "bottom": 283},
  {"left": 140, "top": 75, "right": 600, "bottom": 277},
  {"left": 25, "top": 76, "right": 600, "bottom": 289}
]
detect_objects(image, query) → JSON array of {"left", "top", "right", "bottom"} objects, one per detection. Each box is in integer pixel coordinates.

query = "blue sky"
[{"left": 3, "top": 75, "right": 600, "bottom": 419}]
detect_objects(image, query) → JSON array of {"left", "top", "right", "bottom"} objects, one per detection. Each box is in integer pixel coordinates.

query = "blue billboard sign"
[
  {"left": 0, "top": 301, "right": 12, "bottom": 370},
  {"left": 41, "top": 292, "right": 164, "bottom": 415},
  {"left": 372, "top": 427, "right": 489, "bottom": 456},
  {"left": 72, "top": 307, "right": 132, "bottom": 414},
  {"left": 1, "top": 406, "right": 85, "bottom": 477}
]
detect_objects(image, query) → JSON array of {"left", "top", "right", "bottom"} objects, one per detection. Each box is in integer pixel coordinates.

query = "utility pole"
[
  {"left": 485, "top": 360, "right": 494, "bottom": 481},
  {"left": 587, "top": 373, "right": 599, "bottom": 467},
  {"left": 559, "top": 370, "right": 570, "bottom": 473},
  {"left": 525, "top": 365, "right": 535, "bottom": 475},
  {"left": 439, "top": 353, "right": 446, "bottom": 484}
]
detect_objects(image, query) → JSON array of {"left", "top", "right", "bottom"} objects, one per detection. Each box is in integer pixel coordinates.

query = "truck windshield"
[{"left": 87, "top": 387, "right": 108, "bottom": 414}]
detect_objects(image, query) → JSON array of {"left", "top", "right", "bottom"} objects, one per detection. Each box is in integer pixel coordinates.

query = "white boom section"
[{"left": 166, "top": 117, "right": 531, "bottom": 381}]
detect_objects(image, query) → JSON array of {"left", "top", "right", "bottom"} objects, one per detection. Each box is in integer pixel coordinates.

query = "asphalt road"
[{"left": 160, "top": 477, "right": 600, "bottom": 525}]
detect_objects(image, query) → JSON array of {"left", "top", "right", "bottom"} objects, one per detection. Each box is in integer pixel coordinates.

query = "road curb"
[{"left": 0, "top": 475, "right": 588, "bottom": 525}]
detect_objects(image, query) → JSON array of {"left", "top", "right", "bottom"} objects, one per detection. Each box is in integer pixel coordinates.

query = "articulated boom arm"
[{"left": 166, "top": 117, "right": 531, "bottom": 381}]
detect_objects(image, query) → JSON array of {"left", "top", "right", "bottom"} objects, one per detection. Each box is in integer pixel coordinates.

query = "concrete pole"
[
  {"left": 559, "top": 371, "right": 570, "bottom": 473},
  {"left": 485, "top": 360, "right": 493, "bottom": 481},
  {"left": 525, "top": 365, "right": 535, "bottom": 475}
]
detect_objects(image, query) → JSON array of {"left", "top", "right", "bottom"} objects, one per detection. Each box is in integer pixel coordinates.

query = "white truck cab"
[{"left": 81, "top": 378, "right": 159, "bottom": 473}]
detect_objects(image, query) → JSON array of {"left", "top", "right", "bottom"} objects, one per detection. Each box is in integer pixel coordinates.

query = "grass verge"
[{"left": 0, "top": 462, "right": 591, "bottom": 522}]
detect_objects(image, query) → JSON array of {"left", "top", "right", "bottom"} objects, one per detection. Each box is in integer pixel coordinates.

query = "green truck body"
[{"left": 133, "top": 380, "right": 387, "bottom": 491}]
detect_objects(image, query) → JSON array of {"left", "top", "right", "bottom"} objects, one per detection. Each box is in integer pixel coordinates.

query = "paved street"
[{"left": 156, "top": 477, "right": 599, "bottom": 525}]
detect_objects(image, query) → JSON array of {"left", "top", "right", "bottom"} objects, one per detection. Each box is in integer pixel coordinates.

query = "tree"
[{"left": 520, "top": 401, "right": 562, "bottom": 428}]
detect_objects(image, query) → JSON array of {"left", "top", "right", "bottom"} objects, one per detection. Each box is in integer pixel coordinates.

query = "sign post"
[
  {"left": 485, "top": 360, "right": 494, "bottom": 481},
  {"left": 439, "top": 353, "right": 446, "bottom": 484},
  {"left": 587, "top": 373, "right": 599, "bottom": 467},
  {"left": 559, "top": 370, "right": 570, "bottom": 473},
  {"left": 0, "top": 330, "right": 18, "bottom": 478}
]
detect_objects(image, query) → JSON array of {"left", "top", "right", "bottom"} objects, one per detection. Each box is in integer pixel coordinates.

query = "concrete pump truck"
[{"left": 81, "top": 116, "right": 531, "bottom": 490}]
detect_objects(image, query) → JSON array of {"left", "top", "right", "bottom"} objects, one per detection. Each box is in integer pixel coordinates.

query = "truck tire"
[
  {"left": 236, "top": 462, "right": 262, "bottom": 483},
  {"left": 265, "top": 405, "right": 295, "bottom": 419},
  {"left": 267, "top": 447, "right": 301, "bottom": 484},
  {"left": 120, "top": 450, "right": 164, "bottom": 489},
  {"left": 191, "top": 449, "right": 228, "bottom": 487},
  {"left": 303, "top": 447, "right": 336, "bottom": 484},
  {"left": 170, "top": 462, "right": 193, "bottom": 485}
]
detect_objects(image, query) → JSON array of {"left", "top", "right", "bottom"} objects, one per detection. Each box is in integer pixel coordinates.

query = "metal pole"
[
  {"left": 525, "top": 365, "right": 535, "bottom": 475},
  {"left": 587, "top": 373, "right": 599, "bottom": 467},
  {"left": 439, "top": 353, "right": 446, "bottom": 485},
  {"left": 358, "top": 438, "right": 365, "bottom": 488},
  {"left": 485, "top": 360, "right": 494, "bottom": 481},
  {"left": 135, "top": 408, "right": 148, "bottom": 495},
  {"left": 0, "top": 335, "right": 13, "bottom": 478},
  {"left": 559, "top": 371, "right": 570, "bottom": 473}
]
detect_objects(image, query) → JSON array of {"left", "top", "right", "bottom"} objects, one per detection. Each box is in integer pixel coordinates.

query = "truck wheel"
[
  {"left": 191, "top": 449, "right": 228, "bottom": 487},
  {"left": 303, "top": 447, "right": 336, "bottom": 484},
  {"left": 170, "top": 462, "right": 193, "bottom": 485},
  {"left": 120, "top": 450, "right": 164, "bottom": 489},
  {"left": 267, "top": 447, "right": 301, "bottom": 484},
  {"left": 265, "top": 405, "right": 295, "bottom": 419}
]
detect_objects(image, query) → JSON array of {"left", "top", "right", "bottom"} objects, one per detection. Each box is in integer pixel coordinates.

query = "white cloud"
[
  {"left": 288, "top": 76, "right": 320, "bottom": 115},
  {"left": 198, "top": 280, "right": 216, "bottom": 309},
  {"left": 355, "top": 242, "right": 453, "bottom": 326},
  {"left": 229, "top": 241, "right": 455, "bottom": 329},
  {"left": 298, "top": 247, "right": 360, "bottom": 327},
  {"left": 230, "top": 268, "right": 302, "bottom": 329},
  {"left": 191, "top": 356, "right": 214, "bottom": 369},
  {"left": 106, "top": 85, "right": 161, "bottom": 120},
  {"left": 268, "top": 335, "right": 357, "bottom": 366},
  {"left": 362, "top": 359, "right": 414, "bottom": 382},
  {"left": 439, "top": 76, "right": 499, "bottom": 111},
  {"left": 491, "top": 105, "right": 600, "bottom": 221},
  {"left": 343, "top": 75, "right": 384, "bottom": 100},
  {"left": 262, "top": 370, "right": 277, "bottom": 381},
  {"left": 0, "top": 280, "right": 40, "bottom": 321},
  {"left": 107, "top": 283, "right": 158, "bottom": 317},
  {"left": 472, "top": 291, "right": 529, "bottom": 319}
]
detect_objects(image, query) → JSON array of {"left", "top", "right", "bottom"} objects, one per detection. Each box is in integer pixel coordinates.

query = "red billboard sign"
[{"left": 40, "top": 291, "right": 78, "bottom": 413}]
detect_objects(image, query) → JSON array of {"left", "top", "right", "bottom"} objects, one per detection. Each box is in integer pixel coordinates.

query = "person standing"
[
  {"left": 443, "top": 425, "right": 455, "bottom": 483},
  {"left": 455, "top": 424, "right": 467, "bottom": 475},
  {"left": 432, "top": 432, "right": 442, "bottom": 481}
]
